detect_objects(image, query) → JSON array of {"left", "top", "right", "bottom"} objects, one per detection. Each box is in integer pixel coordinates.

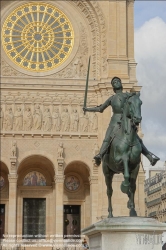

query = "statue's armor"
[
  {"left": 87, "top": 92, "right": 131, "bottom": 156},
  {"left": 108, "top": 93, "right": 128, "bottom": 128},
  {"left": 85, "top": 83, "right": 159, "bottom": 166},
  {"left": 86, "top": 91, "right": 160, "bottom": 165},
  {"left": 100, "top": 93, "right": 130, "bottom": 155}
]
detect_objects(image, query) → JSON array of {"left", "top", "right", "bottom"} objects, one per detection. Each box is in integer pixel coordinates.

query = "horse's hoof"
[
  {"left": 121, "top": 181, "right": 130, "bottom": 194},
  {"left": 130, "top": 208, "right": 137, "bottom": 217},
  {"left": 108, "top": 213, "right": 113, "bottom": 218}
]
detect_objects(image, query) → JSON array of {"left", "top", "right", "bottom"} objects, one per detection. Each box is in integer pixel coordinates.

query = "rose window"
[{"left": 2, "top": 2, "right": 74, "bottom": 72}]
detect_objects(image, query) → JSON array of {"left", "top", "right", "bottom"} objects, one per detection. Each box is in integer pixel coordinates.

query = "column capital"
[
  {"left": 89, "top": 175, "right": 98, "bottom": 184},
  {"left": 10, "top": 157, "right": 17, "bottom": 173},
  {"left": 57, "top": 158, "right": 64, "bottom": 175},
  {"left": 57, "top": 158, "right": 64, "bottom": 166},
  {"left": 8, "top": 174, "right": 18, "bottom": 183},
  {"left": 54, "top": 175, "right": 65, "bottom": 184},
  {"left": 10, "top": 156, "right": 17, "bottom": 163}
]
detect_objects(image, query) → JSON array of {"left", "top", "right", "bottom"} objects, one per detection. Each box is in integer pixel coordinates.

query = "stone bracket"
[
  {"left": 57, "top": 158, "right": 64, "bottom": 175},
  {"left": 10, "top": 157, "right": 17, "bottom": 173}
]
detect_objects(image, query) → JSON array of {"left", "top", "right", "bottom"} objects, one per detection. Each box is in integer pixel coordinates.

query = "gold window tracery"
[{"left": 2, "top": 2, "right": 74, "bottom": 72}]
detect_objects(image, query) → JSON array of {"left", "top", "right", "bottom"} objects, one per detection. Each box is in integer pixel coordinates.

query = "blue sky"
[
  {"left": 134, "top": 1, "right": 166, "bottom": 167},
  {"left": 135, "top": 1, "right": 166, "bottom": 28}
]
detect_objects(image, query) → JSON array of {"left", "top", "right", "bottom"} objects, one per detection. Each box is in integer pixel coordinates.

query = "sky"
[{"left": 134, "top": 1, "right": 166, "bottom": 167}]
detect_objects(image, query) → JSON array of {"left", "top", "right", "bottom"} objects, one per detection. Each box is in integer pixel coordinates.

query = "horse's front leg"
[
  {"left": 128, "top": 164, "right": 140, "bottom": 217},
  {"left": 102, "top": 159, "right": 114, "bottom": 218},
  {"left": 121, "top": 156, "right": 130, "bottom": 194}
]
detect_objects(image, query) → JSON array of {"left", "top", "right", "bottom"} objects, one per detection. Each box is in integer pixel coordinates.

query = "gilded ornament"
[{"left": 2, "top": 2, "right": 74, "bottom": 72}]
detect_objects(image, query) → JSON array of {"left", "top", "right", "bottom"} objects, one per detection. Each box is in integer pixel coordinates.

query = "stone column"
[
  {"left": 54, "top": 158, "right": 65, "bottom": 237},
  {"left": 8, "top": 142, "right": 18, "bottom": 237},
  {"left": 54, "top": 174, "right": 65, "bottom": 236},
  {"left": 8, "top": 174, "right": 18, "bottom": 235},
  {"left": 137, "top": 166, "right": 146, "bottom": 216},
  {"left": 84, "top": 183, "right": 90, "bottom": 228},
  {"left": 89, "top": 176, "right": 98, "bottom": 224}
]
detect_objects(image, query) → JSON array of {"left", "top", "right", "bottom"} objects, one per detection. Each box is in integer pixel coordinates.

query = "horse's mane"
[{"left": 121, "top": 94, "right": 136, "bottom": 135}]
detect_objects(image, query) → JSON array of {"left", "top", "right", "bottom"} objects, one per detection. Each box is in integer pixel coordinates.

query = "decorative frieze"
[{"left": 0, "top": 102, "right": 98, "bottom": 133}]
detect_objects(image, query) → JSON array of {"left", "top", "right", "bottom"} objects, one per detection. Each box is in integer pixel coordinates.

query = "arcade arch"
[
  {"left": 0, "top": 161, "right": 9, "bottom": 194},
  {"left": 16, "top": 155, "right": 55, "bottom": 237},
  {"left": 17, "top": 154, "right": 55, "bottom": 186},
  {"left": 0, "top": 161, "right": 9, "bottom": 238},
  {"left": 64, "top": 161, "right": 90, "bottom": 232}
]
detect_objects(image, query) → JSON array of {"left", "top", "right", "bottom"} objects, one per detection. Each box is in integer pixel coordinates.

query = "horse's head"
[
  {"left": 122, "top": 92, "right": 142, "bottom": 133},
  {"left": 127, "top": 92, "right": 142, "bottom": 125}
]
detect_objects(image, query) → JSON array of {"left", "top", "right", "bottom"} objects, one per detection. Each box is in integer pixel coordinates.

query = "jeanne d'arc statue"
[
  {"left": 83, "top": 76, "right": 159, "bottom": 167},
  {"left": 83, "top": 58, "right": 160, "bottom": 217}
]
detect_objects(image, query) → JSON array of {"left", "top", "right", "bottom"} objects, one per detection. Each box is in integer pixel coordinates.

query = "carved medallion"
[{"left": 65, "top": 175, "right": 80, "bottom": 191}]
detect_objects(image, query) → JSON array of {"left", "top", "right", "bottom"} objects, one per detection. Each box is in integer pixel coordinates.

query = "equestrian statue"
[{"left": 83, "top": 65, "right": 159, "bottom": 217}]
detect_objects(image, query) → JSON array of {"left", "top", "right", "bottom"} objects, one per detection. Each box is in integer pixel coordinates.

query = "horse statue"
[{"left": 102, "top": 92, "right": 142, "bottom": 217}]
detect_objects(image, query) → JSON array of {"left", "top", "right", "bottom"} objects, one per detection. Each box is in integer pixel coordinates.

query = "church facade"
[{"left": 0, "top": 0, "right": 145, "bottom": 245}]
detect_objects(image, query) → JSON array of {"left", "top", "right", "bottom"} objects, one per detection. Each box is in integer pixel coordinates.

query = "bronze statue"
[
  {"left": 83, "top": 77, "right": 159, "bottom": 166},
  {"left": 83, "top": 76, "right": 160, "bottom": 217}
]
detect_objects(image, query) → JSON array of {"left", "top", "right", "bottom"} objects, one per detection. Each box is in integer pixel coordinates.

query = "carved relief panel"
[{"left": 0, "top": 94, "right": 98, "bottom": 134}]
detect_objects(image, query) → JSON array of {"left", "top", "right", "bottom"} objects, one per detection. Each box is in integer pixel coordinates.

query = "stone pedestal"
[{"left": 82, "top": 217, "right": 166, "bottom": 250}]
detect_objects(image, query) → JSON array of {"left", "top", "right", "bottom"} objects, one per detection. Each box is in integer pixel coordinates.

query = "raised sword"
[{"left": 83, "top": 56, "right": 91, "bottom": 115}]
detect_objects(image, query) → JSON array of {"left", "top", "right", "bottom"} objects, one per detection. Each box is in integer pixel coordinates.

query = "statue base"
[{"left": 82, "top": 217, "right": 166, "bottom": 250}]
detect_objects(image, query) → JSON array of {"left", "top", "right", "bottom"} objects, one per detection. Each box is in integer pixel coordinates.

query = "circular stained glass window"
[
  {"left": 65, "top": 176, "right": 80, "bottom": 191},
  {"left": 2, "top": 2, "right": 74, "bottom": 72}
]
